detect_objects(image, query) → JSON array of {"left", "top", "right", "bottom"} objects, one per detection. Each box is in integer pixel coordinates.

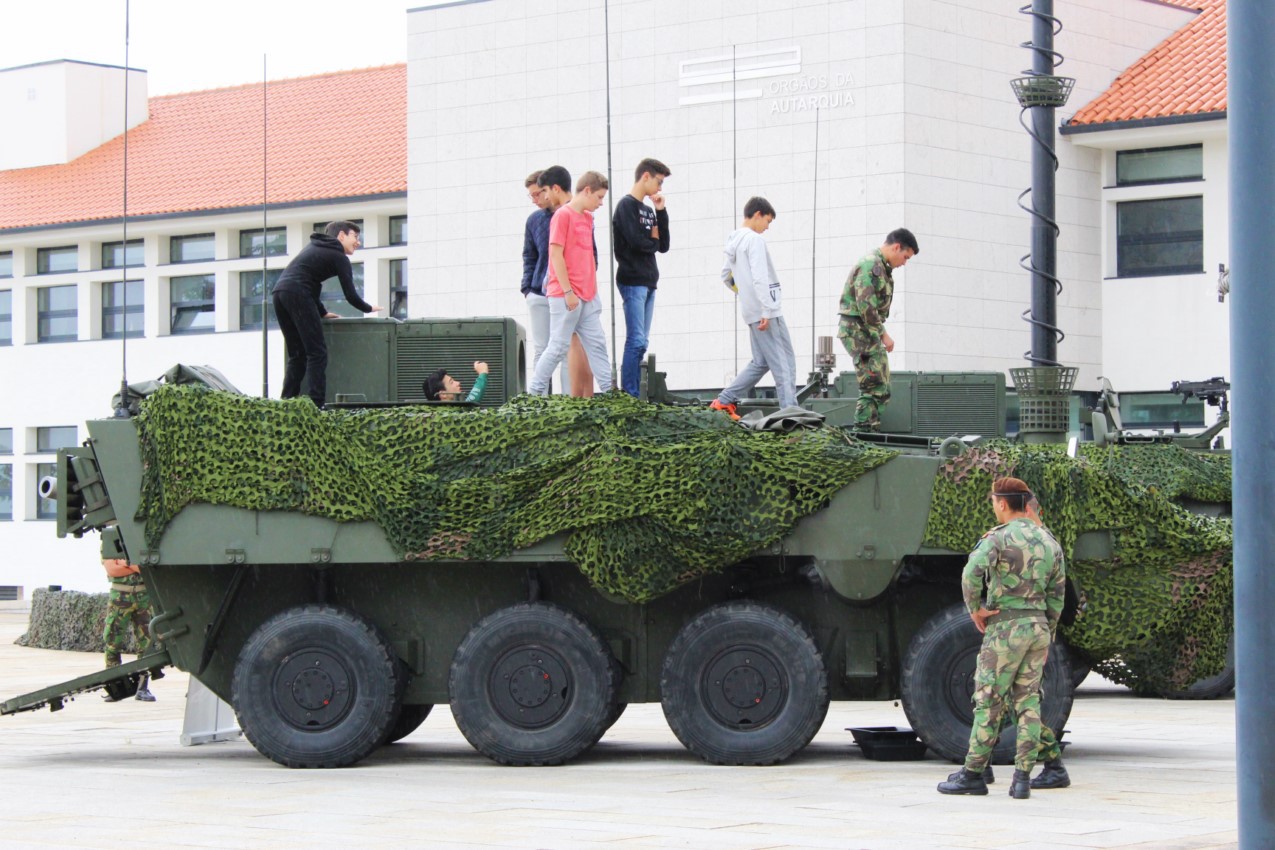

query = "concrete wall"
[{"left": 406, "top": 0, "right": 1193, "bottom": 393}]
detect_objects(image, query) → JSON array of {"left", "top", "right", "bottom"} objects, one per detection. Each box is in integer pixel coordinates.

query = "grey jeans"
[
  {"left": 526, "top": 292, "right": 570, "bottom": 394},
  {"left": 529, "top": 295, "right": 613, "bottom": 395},
  {"left": 717, "top": 315, "right": 798, "bottom": 408}
]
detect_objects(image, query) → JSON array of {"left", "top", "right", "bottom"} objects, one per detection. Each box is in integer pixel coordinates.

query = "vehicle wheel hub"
[
  {"left": 492, "top": 648, "right": 570, "bottom": 728},
  {"left": 703, "top": 648, "right": 785, "bottom": 729},
  {"left": 274, "top": 650, "right": 352, "bottom": 730}
]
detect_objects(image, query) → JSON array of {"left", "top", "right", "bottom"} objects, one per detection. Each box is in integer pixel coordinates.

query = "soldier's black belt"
[
  {"left": 986, "top": 609, "right": 1047, "bottom": 626},
  {"left": 110, "top": 583, "right": 146, "bottom": 593}
]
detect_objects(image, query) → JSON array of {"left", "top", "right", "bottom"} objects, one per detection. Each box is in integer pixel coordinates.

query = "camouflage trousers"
[
  {"left": 963, "top": 617, "right": 1052, "bottom": 773},
  {"left": 837, "top": 318, "right": 890, "bottom": 431},
  {"left": 103, "top": 587, "right": 152, "bottom": 668}
]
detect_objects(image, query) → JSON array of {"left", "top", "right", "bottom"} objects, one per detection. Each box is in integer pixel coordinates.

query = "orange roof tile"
[
  {"left": 1066, "top": 0, "right": 1225, "bottom": 129},
  {"left": 0, "top": 64, "right": 405, "bottom": 232}
]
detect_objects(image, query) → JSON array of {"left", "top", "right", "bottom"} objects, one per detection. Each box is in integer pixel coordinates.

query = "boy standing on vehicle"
[
  {"left": 272, "top": 221, "right": 383, "bottom": 408},
  {"left": 521, "top": 171, "right": 554, "bottom": 378},
  {"left": 709, "top": 197, "right": 797, "bottom": 418},
  {"left": 937, "top": 477, "right": 1066, "bottom": 799},
  {"left": 529, "top": 171, "right": 613, "bottom": 396},
  {"left": 613, "top": 158, "right": 671, "bottom": 396}
]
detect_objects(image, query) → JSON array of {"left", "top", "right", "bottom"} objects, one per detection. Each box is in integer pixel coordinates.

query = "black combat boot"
[
  {"left": 135, "top": 674, "right": 156, "bottom": 702},
  {"left": 1031, "top": 758, "right": 1071, "bottom": 789},
  {"left": 937, "top": 767, "right": 989, "bottom": 795},
  {"left": 947, "top": 764, "right": 994, "bottom": 784},
  {"left": 1009, "top": 768, "right": 1031, "bottom": 799}
]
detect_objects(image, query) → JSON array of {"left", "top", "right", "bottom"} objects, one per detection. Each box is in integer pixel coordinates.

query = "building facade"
[
  {"left": 0, "top": 62, "right": 408, "bottom": 592},
  {"left": 0, "top": 1, "right": 1233, "bottom": 592}
]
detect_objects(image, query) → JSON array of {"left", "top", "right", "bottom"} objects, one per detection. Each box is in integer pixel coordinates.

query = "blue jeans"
[{"left": 619, "top": 284, "right": 656, "bottom": 397}]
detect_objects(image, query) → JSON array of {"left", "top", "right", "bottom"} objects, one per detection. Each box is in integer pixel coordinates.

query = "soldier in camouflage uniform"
[
  {"left": 837, "top": 228, "right": 918, "bottom": 431},
  {"left": 101, "top": 528, "right": 156, "bottom": 701},
  {"left": 937, "top": 477, "right": 1066, "bottom": 799}
]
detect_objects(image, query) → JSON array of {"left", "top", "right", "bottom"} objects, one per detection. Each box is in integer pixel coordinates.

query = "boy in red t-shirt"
[{"left": 529, "top": 169, "right": 613, "bottom": 395}]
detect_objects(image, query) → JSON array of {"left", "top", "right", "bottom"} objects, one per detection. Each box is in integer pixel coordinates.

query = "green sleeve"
[
  {"left": 961, "top": 535, "right": 999, "bottom": 615},
  {"left": 465, "top": 372, "right": 488, "bottom": 404},
  {"left": 1046, "top": 551, "right": 1066, "bottom": 637}
]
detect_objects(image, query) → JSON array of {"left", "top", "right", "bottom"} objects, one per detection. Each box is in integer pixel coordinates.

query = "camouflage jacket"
[
  {"left": 962, "top": 517, "right": 1066, "bottom": 636},
  {"left": 838, "top": 248, "right": 894, "bottom": 343}
]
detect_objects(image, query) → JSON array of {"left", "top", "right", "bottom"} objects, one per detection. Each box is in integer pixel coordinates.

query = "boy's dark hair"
[
  {"left": 538, "top": 165, "right": 572, "bottom": 193},
  {"left": 525, "top": 170, "right": 544, "bottom": 188},
  {"left": 885, "top": 227, "right": 919, "bottom": 254},
  {"left": 324, "top": 220, "right": 361, "bottom": 238},
  {"left": 576, "top": 171, "right": 609, "bottom": 193},
  {"left": 422, "top": 368, "right": 450, "bottom": 401},
  {"left": 634, "top": 157, "right": 671, "bottom": 183},
  {"left": 744, "top": 196, "right": 776, "bottom": 220}
]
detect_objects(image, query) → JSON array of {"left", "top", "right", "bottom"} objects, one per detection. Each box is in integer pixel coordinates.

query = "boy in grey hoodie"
[{"left": 710, "top": 197, "right": 798, "bottom": 418}]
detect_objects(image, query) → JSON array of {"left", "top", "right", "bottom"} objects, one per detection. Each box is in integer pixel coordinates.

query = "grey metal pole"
[
  {"left": 1228, "top": 2, "right": 1275, "bottom": 846},
  {"left": 1028, "top": 0, "right": 1057, "bottom": 365}
]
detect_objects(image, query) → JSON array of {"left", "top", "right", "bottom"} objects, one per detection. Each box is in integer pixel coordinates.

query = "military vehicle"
[{"left": 3, "top": 317, "right": 1232, "bottom": 770}]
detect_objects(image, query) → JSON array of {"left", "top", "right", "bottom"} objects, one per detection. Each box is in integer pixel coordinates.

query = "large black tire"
[
  {"left": 232, "top": 605, "right": 400, "bottom": 768},
  {"left": 660, "top": 601, "right": 829, "bottom": 765},
  {"left": 1157, "top": 632, "right": 1235, "bottom": 700},
  {"left": 448, "top": 602, "right": 618, "bottom": 765},
  {"left": 384, "top": 703, "right": 434, "bottom": 744},
  {"left": 900, "top": 604, "right": 1075, "bottom": 765},
  {"left": 1056, "top": 641, "right": 1092, "bottom": 690}
]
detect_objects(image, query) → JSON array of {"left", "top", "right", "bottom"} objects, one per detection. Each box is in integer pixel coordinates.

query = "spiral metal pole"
[{"left": 1017, "top": 0, "right": 1065, "bottom": 366}]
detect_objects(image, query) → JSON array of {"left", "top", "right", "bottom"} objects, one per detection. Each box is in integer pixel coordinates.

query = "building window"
[
  {"left": 170, "top": 233, "right": 215, "bottom": 263},
  {"left": 1116, "top": 197, "right": 1203, "bottom": 278},
  {"left": 170, "top": 274, "right": 216, "bottom": 334},
  {"left": 0, "top": 251, "right": 12, "bottom": 278},
  {"left": 102, "top": 279, "right": 144, "bottom": 339},
  {"left": 239, "top": 227, "right": 287, "bottom": 258},
  {"left": 37, "top": 284, "right": 78, "bottom": 342},
  {"left": 240, "top": 269, "right": 282, "bottom": 330},
  {"left": 102, "top": 239, "right": 144, "bottom": 269},
  {"left": 1118, "top": 392, "right": 1206, "bottom": 430},
  {"left": 0, "top": 428, "right": 10, "bottom": 453},
  {"left": 37, "top": 426, "right": 77, "bottom": 453},
  {"left": 0, "top": 290, "right": 10, "bottom": 347},
  {"left": 37, "top": 246, "right": 78, "bottom": 274},
  {"left": 390, "top": 259, "right": 408, "bottom": 319},
  {"left": 0, "top": 464, "right": 10, "bottom": 521},
  {"left": 1116, "top": 145, "right": 1203, "bottom": 187},
  {"left": 321, "top": 264, "right": 365, "bottom": 317},
  {"left": 389, "top": 215, "right": 407, "bottom": 245}
]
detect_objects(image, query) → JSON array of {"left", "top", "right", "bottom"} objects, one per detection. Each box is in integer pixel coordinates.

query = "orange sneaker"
[{"left": 709, "top": 399, "right": 740, "bottom": 421}]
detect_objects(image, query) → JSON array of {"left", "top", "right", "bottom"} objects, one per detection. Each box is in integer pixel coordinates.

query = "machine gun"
[{"left": 1170, "top": 377, "right": 1230, "bottom": 450}]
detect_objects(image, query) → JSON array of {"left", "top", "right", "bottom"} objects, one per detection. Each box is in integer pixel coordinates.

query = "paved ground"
[{"left": 0, "top": 610, "right": 1237, "bottom": 850}]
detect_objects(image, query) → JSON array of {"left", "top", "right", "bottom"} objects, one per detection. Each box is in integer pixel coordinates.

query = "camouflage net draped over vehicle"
[
  {"left": 135, "top": 386, "right": 897, "bottom": 603},
  {"left": 923, "top": 441, "right": 1232, "bottom": 694}
]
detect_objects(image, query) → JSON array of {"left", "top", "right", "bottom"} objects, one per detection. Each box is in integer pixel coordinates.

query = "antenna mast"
[{"left": 112, "top": 0, "right": 133, "bottom": 419}]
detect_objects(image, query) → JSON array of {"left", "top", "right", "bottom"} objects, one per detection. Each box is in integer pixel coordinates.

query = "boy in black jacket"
[
  {"left": 612, "top": 158, "right": 671, "bottom": 396},
  {"left": 272, "top": 220, "right": 382, "bottom": 408}
]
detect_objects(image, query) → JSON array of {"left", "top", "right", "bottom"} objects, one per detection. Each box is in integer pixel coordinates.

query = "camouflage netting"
[
  {"left": 923, "top": 441, "right": 1232, "bottom": 694},
  {"left": 16, "top": 588, "right": 135, "bottom": 654},
  {"left": 135, "top": 386, "right": 897, "bottom": 603}
]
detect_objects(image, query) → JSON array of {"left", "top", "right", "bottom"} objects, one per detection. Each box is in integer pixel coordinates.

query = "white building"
[
  {"left": 1, "top": 0, "right": 1232, "bottom": 592},
  {"left": 0, "top": 62, "right": 408, "bottom": 593},
  {"left": 406, "top": 0, "right": 1228, "bottom": 413}
]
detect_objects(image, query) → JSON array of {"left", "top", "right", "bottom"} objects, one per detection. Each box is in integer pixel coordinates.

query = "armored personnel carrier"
[{"left": 3, "top": 318, "right": 1232, "bottom": 769}]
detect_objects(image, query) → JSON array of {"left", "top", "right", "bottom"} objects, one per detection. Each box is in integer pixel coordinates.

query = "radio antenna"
[
  {"left": 603, "top": 0, "right": 618, "bottom": 385},
  {"left": 261, "top": 55, "right": 270, "bottom": 398},
  {"left": 112, "top": 0, "right": 133, "bottom": 419},
  {"left": 809, "top": 107, "right": 820, "bottom": 371},
  {"left": 732, "top": 45, "right": 739, "bottom": 372}
]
